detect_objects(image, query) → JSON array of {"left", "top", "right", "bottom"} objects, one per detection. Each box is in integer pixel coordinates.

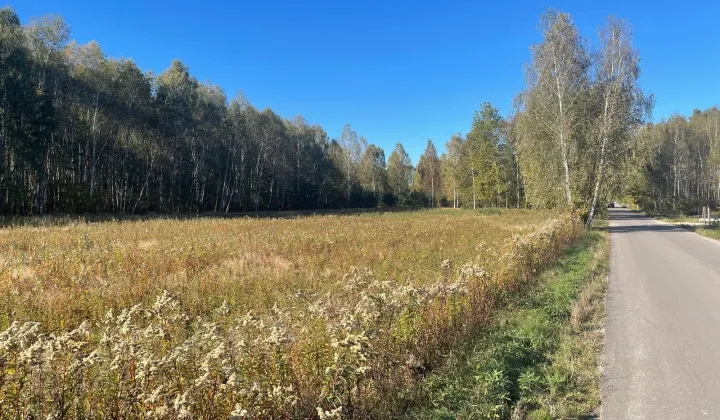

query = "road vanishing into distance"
[{"left": 604, "top": 209, "right": 720, "bottom": 419}]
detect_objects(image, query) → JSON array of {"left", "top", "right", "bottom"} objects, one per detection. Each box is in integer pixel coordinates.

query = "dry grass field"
[
  {"left": 0, "top": 209, "right": 551, "bottom": 329},
  {"left": 0, "top": 209, "right": 582, "bottom": 418}
]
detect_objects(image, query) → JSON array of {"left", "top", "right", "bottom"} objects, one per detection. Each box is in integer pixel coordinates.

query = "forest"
[
  {"left": 0, "top": 6, "right": 523, "bottom": 216},
  {"left": 1, "top": 5, "right": 711, "bottom": 222},
  {"left": 625, "top": 108, "right": 720, "bottom": 214}
]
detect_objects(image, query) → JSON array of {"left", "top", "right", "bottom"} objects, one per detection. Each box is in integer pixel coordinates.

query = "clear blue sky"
[{"left": 11, "top": 0, "right": 720, "bottom": 162}]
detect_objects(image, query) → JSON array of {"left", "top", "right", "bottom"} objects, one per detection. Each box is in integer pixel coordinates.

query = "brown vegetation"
[{"left": 0, "top": 209, "right": 585, "bottom": 418}]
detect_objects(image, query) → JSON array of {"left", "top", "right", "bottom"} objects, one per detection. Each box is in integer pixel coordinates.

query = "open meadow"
[
  {"left": 0, "top": 209, "right": 583, "bottom": 418},
  {"left": 1, "top": 209, "right": 553, "bottom": 328}
]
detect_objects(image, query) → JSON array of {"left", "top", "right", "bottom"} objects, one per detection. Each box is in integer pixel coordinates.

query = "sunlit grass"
[
  {"left": 0, "top": 208, "right": 551, "bottom": 330},
  {"left": 657, "top": 215, "right": 702, "bottom": 223},
  {"left": 407, "top": 230, "right": 608, "bottom": 419},
  {"left": 0, "top": 208, "right": 584, "bottom": 418},
  {"left": 685, "top": 225, "right": 720, "bottom": 241}
]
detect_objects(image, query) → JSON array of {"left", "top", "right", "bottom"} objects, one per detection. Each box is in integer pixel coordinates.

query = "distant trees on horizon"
[
  {"left": 625, "top": 108, "right": 720, "bottom": 214},
  {"left": 0, "top": 6, "right": 528, "bottom": 215},
  {"left": 5, "top": 6, "right": 711, "bottom": 219}
]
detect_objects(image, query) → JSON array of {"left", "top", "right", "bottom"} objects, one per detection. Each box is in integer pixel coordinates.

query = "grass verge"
[
  {"left": 642, "top": 210, "right": 720, "bottom": 240},
  {"left": 641, "top": 210, "right": 701, "bottom": 224},
  {"left": 405, "top": 229, "right": 609, "bottom": 419},
  {"left": 678, "top": 225, "right": 720, "bottom": 241}
]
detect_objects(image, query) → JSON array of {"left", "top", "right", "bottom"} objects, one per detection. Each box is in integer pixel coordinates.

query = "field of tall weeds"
[{"left": 0, "top": 209, "right": 582, "bottom": 418}]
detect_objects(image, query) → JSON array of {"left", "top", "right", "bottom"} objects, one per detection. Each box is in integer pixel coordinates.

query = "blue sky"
[{"left": 11, "top": 0, "right": 720, "bottom": 162}]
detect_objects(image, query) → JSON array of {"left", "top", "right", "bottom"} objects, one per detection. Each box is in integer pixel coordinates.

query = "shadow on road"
[
  {"left": 602, "top": 209, "right": 692, "bottom": 234},
  {"left": 606, "top": 214, "right": 648, "bottom": 220},
  {"left": 605, "top": 224, "right": 689, "bottom": 234}
]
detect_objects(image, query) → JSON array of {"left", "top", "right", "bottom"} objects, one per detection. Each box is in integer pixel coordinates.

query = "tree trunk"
[
  {"left": 472, "top": 166, "right": 476, "bottom": 210},
  {"left": 560, "top": 132, "right": 572, "bottom": 206},
  {"left": 453, "top": 179, "right": 457, "bottom": 208},
  {"left": 90, "top": 91, "right": 100, "bottom": 201},
  {"left": 430, "top": 174, "right": 434, "bottom": 207},
  {"left": 586, "top": 152, "right": 606, "bottom": 228}
]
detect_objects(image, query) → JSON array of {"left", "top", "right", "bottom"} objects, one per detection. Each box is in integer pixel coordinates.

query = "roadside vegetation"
[
  {"left": 653, "top": 215, "right": 703, "bottom": 224},
  {"left": 641, "top": 209, "right": 702, "bottom": 224},
  {"left": 688, "top": 226, "right": 720, "bottom": 241},
  {"left": 666, "top": 222, "right": 720, "bottom": 241},
  {"left": 406, "top": 228, "right": 608, "bottom": 419},
  {"left": 639, "top": 212, "right": 701, "bottom": 224},
  {"left": 636, "top": 209, "right": 720, "bottom": 243}
]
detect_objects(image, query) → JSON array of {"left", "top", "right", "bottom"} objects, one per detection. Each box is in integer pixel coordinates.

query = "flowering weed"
[{"left": 0, "top": 209, "right": 581, "bottom": 418}]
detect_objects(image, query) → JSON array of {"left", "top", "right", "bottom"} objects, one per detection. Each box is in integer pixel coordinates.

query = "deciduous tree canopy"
[
  {"left": 515, "top": 10, "right": 651, "bottom": 225},
  {"left": 6, "top": 5, "right": 702, "bottom": 221},
  {"left": 0, "top": 7, "right": 413, "bottom": 214}
]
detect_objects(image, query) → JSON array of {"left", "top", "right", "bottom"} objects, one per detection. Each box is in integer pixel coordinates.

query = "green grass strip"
[{"left": 405, "top": 230, "right": 608, "bottom": 419}]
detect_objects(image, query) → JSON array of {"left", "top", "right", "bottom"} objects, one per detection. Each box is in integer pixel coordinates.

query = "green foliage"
[
  {"left": 407, "top": 231, "right": 607, "bottom": 419},
  {"left": 0, "top": 7, "right": 424, "bottom": 215},
  {"left": 414, "top": 140, "right": 441, "bottom": 206},
  {"left": 359, "top": 144, "right": 388, "bottom": 202},
  {"left": 440, "top": 134, "right": 465, "bottom": 208},
  {"left": 434, "top": 103, "right": 523, "bottom": 210},
  {"left": 627, "top": 109, "right": 720, "bottom": 213},
  {"left": 461, "top": 102, "right": 505, "bottom": 208},
  {"left": 388, "top": 143, "right": 414, "bottom": 205},
  {"left": 516, "top": 11, "right": 650, "bottom": 227}
]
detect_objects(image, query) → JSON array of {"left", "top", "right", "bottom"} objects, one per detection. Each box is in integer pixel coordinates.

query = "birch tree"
[
  {"left": 359, "top": 144, "right": 388, "bottom": 203},
  {"left": 387, "top": 143, "right": 413, "bottom": 205},
  {"left": 585, "top": 17, "right": 649, "bottom": 227},
  {"left": 414, "top": 140, "right": 440, "bottom": 206},
  {"left": 338, "top": 125, "right": 366, "bottom": 201},
  {"left": 521, "top": 10, "right": 589, "bottom": 207},
  {"left": 443, "top": 134, "right": 464, "bottom": 208}
]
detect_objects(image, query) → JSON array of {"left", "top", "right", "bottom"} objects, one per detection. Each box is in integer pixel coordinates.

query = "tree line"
[
  {"left": 624, "top": 108, "right": 720, "bottom": 214},
  {"left": 5, "top": 6, "right": 694, "bottom": 222},
  {"left": 0, "top": 7, "right": 526, "bottom": 215}
]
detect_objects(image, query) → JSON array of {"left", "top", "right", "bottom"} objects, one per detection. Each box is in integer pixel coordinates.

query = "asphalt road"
[{"left": 604, "top": 209, "right": 720, "bottom": 419}]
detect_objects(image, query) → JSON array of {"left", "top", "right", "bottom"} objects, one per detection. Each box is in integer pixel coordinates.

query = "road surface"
[{"left": 604, "top": 209, "right": 720, "bottom": 419}]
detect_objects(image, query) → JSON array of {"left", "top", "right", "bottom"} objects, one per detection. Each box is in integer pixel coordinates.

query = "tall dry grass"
[
  {"left": 0, "top": 209, "right": 581, "bottom": 418},
  {"left": 0, "top": 209, "right": 549, "bottom": 328}
]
